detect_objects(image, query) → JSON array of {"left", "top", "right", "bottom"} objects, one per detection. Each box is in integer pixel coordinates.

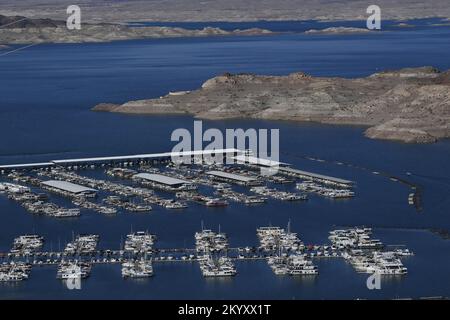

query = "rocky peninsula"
[{"left": 93, "top": 67, "right": 450, "bottom": 144}]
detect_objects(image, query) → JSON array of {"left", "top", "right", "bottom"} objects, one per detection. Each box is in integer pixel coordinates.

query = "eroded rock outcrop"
[{"left": 93, "top": 67, "right": 450, "bottom": 143}]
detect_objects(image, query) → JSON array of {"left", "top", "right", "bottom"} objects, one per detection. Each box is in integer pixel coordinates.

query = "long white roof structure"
[
  {"left": 232, "top": 155, "right": 289, "bottom": 167},
  {"left": 279, "top": 167, "right": 353, "bottom": 184},
  {"left": 41, "top": 180, "right": 97, "bottom": 194},
  {"left": 52, "top": 149, "right": 242, "bottom": 164},
  {"left": 0, "top": 149, "right": 243, "bottom": 169},
  {"left": 206, "top": 170, "right": 257, "bottom": 183},
  {"left": 0, "top": 162, "right": 54, "bottom": 169},
  {"left": 133, "top": 173, "right": 190, "bottom": 186}
]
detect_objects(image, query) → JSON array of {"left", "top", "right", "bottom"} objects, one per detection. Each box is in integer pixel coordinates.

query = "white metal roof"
[
  {"left": 0, "top": 162, "right": 54, "bottom": 169},
  {"left": 279, "top": 167, "right": 353, "bottom": 184},
  {"left": 232, "top": 155, "right": 288, "bottom": 167},
  {"left": 41, "top": 180, "right": 97, "bottom": 193},
  {"left": 206, "top": 170, "right": 257, "bottom": 182},
  {"left": 52, "top": 149, "right": 242, "bottom": 164},
  {"left": 133, "top": 173, "right": 190, "bottom": 186},
  {"left": 0, "top": 149, "right": 243, "bottom": 169}
]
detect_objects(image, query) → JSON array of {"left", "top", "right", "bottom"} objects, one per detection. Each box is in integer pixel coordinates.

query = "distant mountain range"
[
  {"left": 0, "top": 14, "right": 64, "bottom": 28},
  {"left": 1, "top": 0, "right": 449, "bottom": 23},
  {"left": 0, "top": 14, "right": 273, "bottom": 44}
]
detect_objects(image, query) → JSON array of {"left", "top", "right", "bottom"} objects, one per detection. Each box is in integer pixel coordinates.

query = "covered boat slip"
[
  {"left": 206, "top": 170, "right": 261, "bottom": 186},
  {"left": 41, "top": 180, "right": 98, "bottom": 196},
  {"left": 133, "top": 173, "right": 191, "bottom": 187},
  {"left": 0, "top": 150, "right": 352, "bottom": 187},
  {"left": 0, "top": 149, "right": 243, "bottom": 172},
  {"left": 278, "top": 167, "right": 353, "bottom": 186}
]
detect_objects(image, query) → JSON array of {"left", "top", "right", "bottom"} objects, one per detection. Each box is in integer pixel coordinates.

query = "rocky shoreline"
[{"left": 93, "top": 67, "right": 450, "bottom": 144}]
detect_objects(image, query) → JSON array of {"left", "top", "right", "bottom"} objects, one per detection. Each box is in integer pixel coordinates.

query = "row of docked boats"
[
  {"left": 328, "top": 228, "right": 383, "bottom": 250},
  {"left": 268, "top": 254, "right": 318, "bottom": 276},
  {"left": 176, "top": 191, "right": 228, "bottom": 207},
  {"left": 257, "top": 225, "right": 305, "bottom": 252},
  {"left": 195, "top": 228, "right": 228, "bottom": 252},
  {"left": 250, "top": 186, "right": 307, "bottom": 201},
  {"left": 1, "top": 181, "right": 80, "bottom": 218},
  {"left": 296, "top": 181, "right": 355, "bottom": 199},
  {"left": 103, "top": 195, "right": 152, "bottom": 212},
  {"left": 198, "top": 255, "right": 237, "bottom": 277},
  {"left": 195, "top": 226, "right": 236, "bottom": 277},
  {"left": 214, "top": 185, "right": 267, "bottom": 205},
  {"left": 72, "top": 197, "right": 117, "bottom": 215},
  {"left": 122, "top": 257, "right": 153, "bottom": 278},
  {"left": 65, "top": 234, "right": 99, "bottom": 255},
  {"left": 56, "top": 261, "right": 92, "bottom": 279},
  {"left": 330, "top": 228, "right": 412, "bottom": 275},
  {"left": 258, "top": 225, "right": 318, "bottom": 276},
  {"left": 124, "top": 231, "right": 156, "bottom": 254},
  {"left": 11, "top": 235, "right": 44, "bottom": 255},
  {"left": 342, "top": 250, "right": 410, "bottom": 275},
  {"left": 0, "top": 262, "right": 31, "bottom": 281},
  {"left": 39, "top": 168, "right": 186, "bottom": 211}
]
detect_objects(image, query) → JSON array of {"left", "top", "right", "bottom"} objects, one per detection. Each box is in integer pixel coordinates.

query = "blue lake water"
[{"left": 0, "top": 22, "right": 450, "bottom": 299}]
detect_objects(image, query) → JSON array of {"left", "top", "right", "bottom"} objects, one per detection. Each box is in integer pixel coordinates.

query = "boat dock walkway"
[{"left": 0, "top": 245, "right": 340, "bottom": 266}]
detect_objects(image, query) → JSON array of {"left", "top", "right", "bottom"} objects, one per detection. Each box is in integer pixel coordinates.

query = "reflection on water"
[{"left": 290, "top": 274, "right": 318, "bottom": 287}]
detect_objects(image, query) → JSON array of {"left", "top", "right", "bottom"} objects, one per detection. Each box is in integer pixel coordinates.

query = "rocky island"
[
  {"left": 0, "top": 15, "right": 273, "bottom": 44},
  {"left": 304, "top": 27, "right": 374, "bottom": 35},
  {"left": 93, "top": 67, "right": 450, "bottom": 144}
]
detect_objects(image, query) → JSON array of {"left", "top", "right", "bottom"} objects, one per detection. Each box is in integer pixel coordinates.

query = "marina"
[
  {"left": 0, "top": 150, "right": 356, "bottom": 217},
  {"left": 0, "top": 227, "right": 412, "bottom": 283},
  {"left": 1, "top": 151, "right": 402, "bottom": 287},
  {"left": 36, "top": 167, "right": 186, "bottom": 211}
]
